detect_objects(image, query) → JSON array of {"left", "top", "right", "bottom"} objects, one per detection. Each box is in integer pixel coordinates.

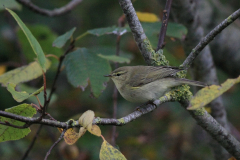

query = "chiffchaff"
[{"left": 104, "top": 66, "right": 206, "bottom": 103}]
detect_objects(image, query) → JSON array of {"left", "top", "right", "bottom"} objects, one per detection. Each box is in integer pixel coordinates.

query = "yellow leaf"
[
  {"left": 228, "top": 157, "right": 237, "bottom": 160},
  {"left": 136, "top": 12, "right": 159, "bottom": 22},
  {"left": 99, "top": 140, "right": 127, "bottom": 160},
  {"left": 188, "top": 76, "right": 240, "bottom": 110},
  {"left": 204, "top": 106, "right": 211, "bottom": 113},
  {"left": 64, "top": 128, "right": 80, "bottom": 145},
  {"left": 78, "top": 110, "right": 94, "bottom": 130},
  {"left": 78, "top": 127, "right": 87, "bottom": 138},
  {"left": 0, "top": 59, "right": 51, "bottom": 87},
  {"left": 89, "top": 125, "right": 101, "bottom": 137},
  {"left": 7, "top": 83, "right": 43, "bottom": 102},
  {"left": 0, "top": 65, "right": 6, "bottom": 76},
  {"left": 78, "top": 110, "right": 101, "bottom": 137},
  {"left": 58, "top": 128, "right": 63, "bottom": 133}
]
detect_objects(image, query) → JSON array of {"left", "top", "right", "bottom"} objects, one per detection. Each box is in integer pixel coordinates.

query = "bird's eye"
[{"left": 116, "top": 73, "right": 121, "bottom": 76}]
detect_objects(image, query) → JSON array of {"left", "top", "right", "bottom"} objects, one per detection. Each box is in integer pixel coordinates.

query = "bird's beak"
[{"left": 104, "top": 74, "right": 112, "bottom": 77}]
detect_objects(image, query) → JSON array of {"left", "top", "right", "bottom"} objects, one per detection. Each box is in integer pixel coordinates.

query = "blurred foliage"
[{"left": 0, "top": 0, "right": 240, "bottom": 160}]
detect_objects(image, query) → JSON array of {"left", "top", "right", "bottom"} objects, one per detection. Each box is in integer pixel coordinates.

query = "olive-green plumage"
[{"left": 105, "top": 66, "right": 206, "bottom": 103}]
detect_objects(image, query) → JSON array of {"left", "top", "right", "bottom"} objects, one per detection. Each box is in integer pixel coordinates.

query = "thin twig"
[
  {"left": 36, "top": 71, "right": 47, "bottom": 121},
  {"left": 182, "top": 8, "right": 240, "bottom": 68},
  {"left": 21, "top": 125, "right": 43, "bottom": 160},
  {"left": 20, "top": 41, "right": 75, "bottom": 159},
  {"left": 44, "top": 129, "right": 67, "bottom": 160},
  {"left": 211, "top": 0, "right": 240, "bottom": 28},
  {"left": 111, "top": 86, "right": 118, "bottom": 146},
  {"left": 46, "top": 40, "right": 75, "bottom": 108},
  {"left": 111, "top": 26, "right": 122, "bottom": 146},
  {"left": 156, "top": 0, "right": 173, "bottom": 51},
  {"left": 34, "top": 96, "right": 42, "bottom": 107},
  {"left": 31, "top": 103, "right": 40, "bottom": 110},
  {"left": 16, "top": 0, "right": 83, "bottom": 17},
  {"left": 45, "top": 54, "right": 60, "bottom": 61}
]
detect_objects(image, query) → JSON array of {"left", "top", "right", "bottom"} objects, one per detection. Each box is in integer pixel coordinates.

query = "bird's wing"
[{"left": 129, "top": 66, "right": 183, "bottom": 87}]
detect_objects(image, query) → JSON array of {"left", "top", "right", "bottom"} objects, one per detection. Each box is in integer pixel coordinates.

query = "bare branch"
[
  {"left": 0, "top": 110, "right": 71, "bottom": 128},
  {"left": 171, "top": 0, "right": 233, "bottom": 158},
  {"left": 47, "top": 40, "right": 75, "bottom": 108},
  {"left": 156, "top": 0, "right": 173, "bottom": 51},
  {"left": 21, "top": 125, "right": 43, "bottom": 160},
  {"left": 16, "top": 0, "right": 83, "bottom": 17},
  {"left": 93, "top": 96, "right": 172, "bottom": 126},
  {"left": 44, "top": 129, "right": 66, "bottom": 160},
  {"left": 0, "top": 96, "right": 172, "bottom": 128},
  {"left": 182, "top": 8, "right": 240, "bottom": 69},
  {"left": 111, "top": 17, "right": 124, "bottom": 146},
  {"left": 36, "top": 71, "right": 47, "bottom": 121}
]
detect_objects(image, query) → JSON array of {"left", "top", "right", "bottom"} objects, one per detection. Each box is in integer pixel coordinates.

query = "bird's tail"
[{"left": 176, "top": 78, "right": 207, "bottom": 87}]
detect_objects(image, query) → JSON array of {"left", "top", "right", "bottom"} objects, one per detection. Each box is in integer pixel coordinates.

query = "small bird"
[{"left": 104, "top": 66, "right": 206, "bottom": 103}]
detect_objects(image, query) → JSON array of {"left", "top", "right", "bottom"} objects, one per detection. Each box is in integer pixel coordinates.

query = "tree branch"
[
  {"left": 118, "top": 0, "right": 155, "bottom": 65},
  {"left": 0, "top": 96, "right": 172, "bottom": 128},
  {"left": 171, "top": 1, "right": 234, "bottom": 159},
  {"left": 180, "top": 100, "right": 240, "bottom": 159},
  {"left": 156, "top": 0, "right": 173, "bottom": 51},
  {"left": 182, "top": 8, "right": 240, "bottom": 69},
  {"left": 16, "top": 0, "right": 83, "bottom": 17},
  {"left": 0, "top": 110, "right": 71, "bottom": 128},
  {"left": 93, "top": 96, "right": 172, "bottom": 125}
]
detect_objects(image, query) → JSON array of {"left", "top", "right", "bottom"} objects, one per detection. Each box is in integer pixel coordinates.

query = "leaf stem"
[{"left": 75, "top": 31, "right": 89, "bottom": 41}]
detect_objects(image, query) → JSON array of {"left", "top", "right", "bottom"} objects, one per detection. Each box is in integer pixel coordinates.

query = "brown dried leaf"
[{"left": 64, "top": 128, "right": 80, "bottom": 145}]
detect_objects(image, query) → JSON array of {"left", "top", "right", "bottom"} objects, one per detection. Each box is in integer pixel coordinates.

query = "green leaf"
[
  {"left": 100, "top": 140, "right": 127, "bottom": 160},
  {"left": 188, "top": 76, "right": 240, "bottom": 110},
  {"left": 142, "top": 22, "right": 187, "bottom": 39},
  {"left": 0, "top": 104, "right": 36, "bottom": 142},
  {"left": 17, "top": 25, "right": 63, "bottom": 64},
  {"left": 0, "top": 0, "right": 21, "bottom": 11},
  {"left": 6, "top": 8, "right": 47, "bottom": 72},
  {"left": 0, "top": 59, "right": 51, "bottom": 87},
  {"left": 141, "top": 22, "right": 187, "bottom": 48},
  {"left": 98, "top": 54, "right": 130, "bottom": 63},
  {"left": 18, "top": 84, "right": 57, "bottom": 105},
  {"left": 53, "top": 27, "right": 76, "bottom": 48},
  {"left": 89, "top": 46, "right": 134, "bottom": 60},
  {"left": 87, "top": 26, "right": 130, "bottom": 36},
  {"left": 64, "top": 48, "right": 111, "bottom": 97},
  {"left": 166, "top": 22, "right": 188, "bottom": 38},
  {"left": 7, "top": 83, "right": 43, "bottom": 102}
]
